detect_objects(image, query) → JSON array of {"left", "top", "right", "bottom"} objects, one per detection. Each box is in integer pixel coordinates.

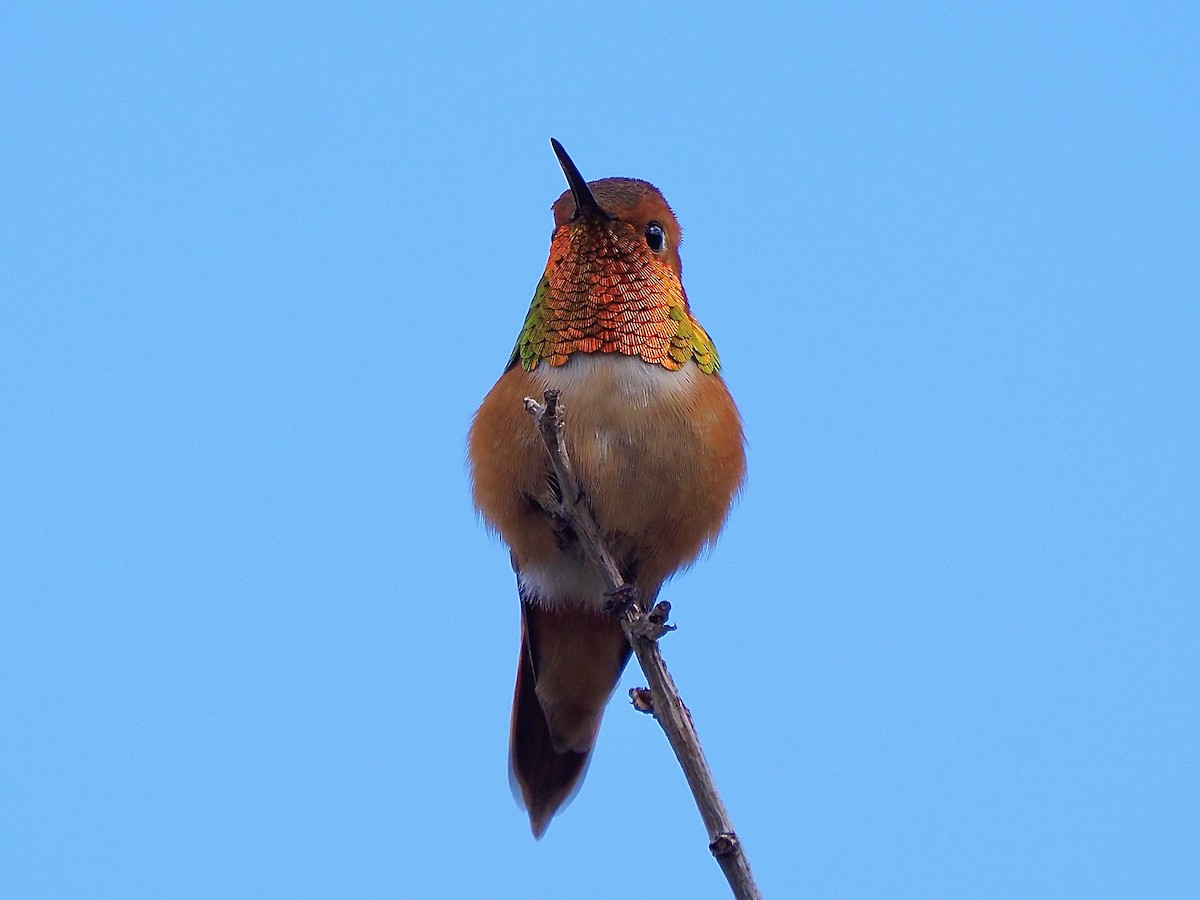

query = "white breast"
[
  {"left": 531, "top": 353, "right": 701, "bottom": 408},
  {"left": 519, "top": 353, "right": 704, "bottom": 609}
]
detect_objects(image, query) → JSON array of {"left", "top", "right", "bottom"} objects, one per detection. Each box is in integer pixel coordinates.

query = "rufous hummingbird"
[{"left": 468, "top": 139, "right": 745, "bottom": 837}]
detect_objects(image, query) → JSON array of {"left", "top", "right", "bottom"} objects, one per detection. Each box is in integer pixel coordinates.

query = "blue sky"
[{"left": 3, "top": 3, "right": 1197, "bottom": 897}]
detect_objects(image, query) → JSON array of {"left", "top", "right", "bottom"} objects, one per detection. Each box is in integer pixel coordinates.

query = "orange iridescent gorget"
[{"left": 509, "top": 216, "right": 719, "bottom": 373}]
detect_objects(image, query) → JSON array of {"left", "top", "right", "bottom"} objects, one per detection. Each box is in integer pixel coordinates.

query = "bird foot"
[
  {"left": 633, "top": 600, "right": 676, "bottom": 641},
  {"left": 603, "top": 583, "right": 641, "bottom": 618}
]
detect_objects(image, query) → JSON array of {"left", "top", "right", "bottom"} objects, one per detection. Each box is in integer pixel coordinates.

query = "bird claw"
[
  {"left": 603, "top": 583, "right": 641, "bottom": 618},
  {"left": 634, "top": 600, "right": 677, "bottom": 641}
]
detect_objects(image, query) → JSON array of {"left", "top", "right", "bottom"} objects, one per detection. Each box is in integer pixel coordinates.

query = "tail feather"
[
  {"left": 509, "top": 601, "right": 630, "bottom": 837},
  {"left": 509, "top": 633, "right": 590, "bottom": 838}
]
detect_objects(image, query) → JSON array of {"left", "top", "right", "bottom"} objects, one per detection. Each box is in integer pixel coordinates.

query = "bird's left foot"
[{"left": 634, "top": 600, "right": 677, "bottom": 641}]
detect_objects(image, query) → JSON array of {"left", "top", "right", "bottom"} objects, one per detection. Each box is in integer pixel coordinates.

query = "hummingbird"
[{"left": 468, "top": 139, "right": 745, "bottom": 837}]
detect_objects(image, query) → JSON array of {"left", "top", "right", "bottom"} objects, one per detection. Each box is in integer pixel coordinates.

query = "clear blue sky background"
[{"left": 3, "top": 3, "right": 1197, "bottom": 898}]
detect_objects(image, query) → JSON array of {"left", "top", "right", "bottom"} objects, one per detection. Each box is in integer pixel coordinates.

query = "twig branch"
[{"left": 524, "top": 389, "right": 762, "bottom": 900}]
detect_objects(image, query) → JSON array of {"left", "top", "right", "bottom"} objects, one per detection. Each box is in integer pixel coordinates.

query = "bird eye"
[{"left": 644, "top": 222, "right": 666, "bottom": 253}]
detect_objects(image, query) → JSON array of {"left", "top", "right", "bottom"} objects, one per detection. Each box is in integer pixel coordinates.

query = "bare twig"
[{"left": 524, "top": 389, "right": 762, "bottom": 900}]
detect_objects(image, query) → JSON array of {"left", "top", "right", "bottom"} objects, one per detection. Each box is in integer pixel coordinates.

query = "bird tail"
[{"left": 509, "top": 601, "right": 630, "bottom": 837}]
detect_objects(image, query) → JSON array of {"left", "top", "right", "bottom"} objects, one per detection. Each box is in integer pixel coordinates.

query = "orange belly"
[{"left": 468, "top": 353, "right": 745, "bottom": 604}]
